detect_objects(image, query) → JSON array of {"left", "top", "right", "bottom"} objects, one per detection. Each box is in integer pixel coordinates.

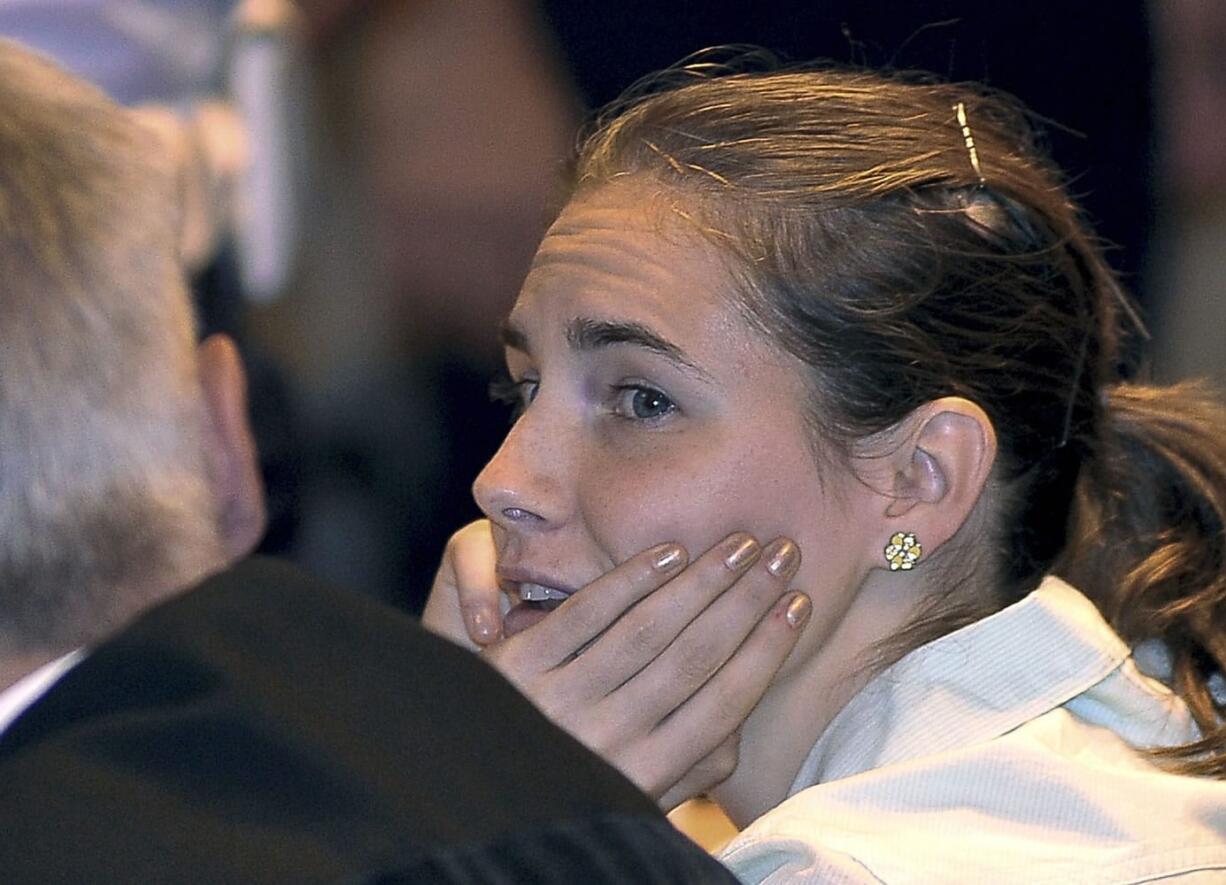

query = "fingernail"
[
  {"left": 785, "top": 593, "right": 811, "bottom": 629},
  {"left": 651, "top": 543, "right": 686, "bottom": 572},
  {"left": 471, "top": 607, "right": 500, "bottom": 642},
  {"left": 765, "top": 539, "right": 800, "bottom": 578},
  {"left": 723, "top": 534, "right": 761, "bottom": 570}
]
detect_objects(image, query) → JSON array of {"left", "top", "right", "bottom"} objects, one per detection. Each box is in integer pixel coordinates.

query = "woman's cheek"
[{"left": 578, "top": 435, "right": 764, "bottom": 562}]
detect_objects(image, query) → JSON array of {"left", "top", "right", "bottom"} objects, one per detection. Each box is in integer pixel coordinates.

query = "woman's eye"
[{"left": 613, "top": 385, "right": 676, "bottom": 421}]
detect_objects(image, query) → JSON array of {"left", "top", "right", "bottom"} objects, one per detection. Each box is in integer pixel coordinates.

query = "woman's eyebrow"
[{"left": 566, "top": 316, "right": 711, "bottom": 381}]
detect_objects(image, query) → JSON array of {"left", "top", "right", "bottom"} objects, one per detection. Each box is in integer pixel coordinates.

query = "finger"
[
  {"left": 420, "top": 521, "right": 496, "bottom": 649},
  {"left": 449, "top": 520, "right": 503, "bottom": 645},
  {"left": 637, "top": 590, "right": 811, "bottom": 794},
  {"left": 498, "top": 541, "right": 690, "bottom": 670},
  {"left": 550, "top": 533, "right": 763, "bottom": 695},
  {"left": 630, "top": 538, "right": 800, "bottom": 723},
  {"left": 656, "top": 732, "right": 741, "bottom": 811},
  {"left": 583, "top": 534, "right": 793, "bottom": 707}
]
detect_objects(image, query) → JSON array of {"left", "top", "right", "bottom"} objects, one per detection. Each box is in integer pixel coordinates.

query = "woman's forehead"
[
  {"left": 506, "top": 194, "right": 805, "bottom": 392},
  {"left": 517, "top": 187, "right": 734, "bottom": 319}
]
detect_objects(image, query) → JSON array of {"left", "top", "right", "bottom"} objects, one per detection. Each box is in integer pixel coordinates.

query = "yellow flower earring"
[{"left": 884, "top": 531, "right": 922, "bottom": 571}]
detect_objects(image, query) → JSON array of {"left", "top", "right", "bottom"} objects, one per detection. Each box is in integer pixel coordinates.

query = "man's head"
[{"left": 0, "top": 40, "right": 264, "bottom": 664}]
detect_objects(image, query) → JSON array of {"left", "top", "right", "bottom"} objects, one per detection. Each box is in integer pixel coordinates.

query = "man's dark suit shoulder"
[{"left": 0, "top": 558, "right": 734, "bottom": 883}]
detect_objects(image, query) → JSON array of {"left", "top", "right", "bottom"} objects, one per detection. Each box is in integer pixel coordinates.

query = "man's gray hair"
[{"left": 0, "top": 40, "right": 224, "bottom": 655}]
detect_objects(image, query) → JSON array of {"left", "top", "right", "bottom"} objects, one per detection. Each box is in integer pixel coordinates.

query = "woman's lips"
[
  {"left": 502, "top": 582, "right": 573, "bottom": 637},
  {"left": 518, "top": 582, "right": 570, "bottom": 602}
]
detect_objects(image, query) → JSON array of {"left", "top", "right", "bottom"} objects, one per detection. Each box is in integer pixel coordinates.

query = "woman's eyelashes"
[
  {"left": 610, "top": 384, "right": 677, "bottom": 423},
  {"left": 491, "top": 370, "right": 678, "bottom": 426}
]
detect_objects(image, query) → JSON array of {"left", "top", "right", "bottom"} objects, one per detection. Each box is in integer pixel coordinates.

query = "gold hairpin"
[{"left": 954, "top": 101, "right": 985, "bottom": 184}]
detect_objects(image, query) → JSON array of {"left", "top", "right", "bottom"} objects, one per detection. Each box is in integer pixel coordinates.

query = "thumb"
[{"left": 450, "top": 520, "right": 504, "bottom": 646}]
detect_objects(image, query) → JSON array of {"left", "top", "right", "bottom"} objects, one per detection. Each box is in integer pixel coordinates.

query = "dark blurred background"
[{"left": 5, "top": 0, "right": 1223, "bottom": 611}]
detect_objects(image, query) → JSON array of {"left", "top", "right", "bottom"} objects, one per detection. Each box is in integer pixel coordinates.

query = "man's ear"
[
  {"left": 198, "top": 334, "right": 267, "bottom": 558},
  {"left": 878, "top": 397, "right": 997, "bottom": 565}
]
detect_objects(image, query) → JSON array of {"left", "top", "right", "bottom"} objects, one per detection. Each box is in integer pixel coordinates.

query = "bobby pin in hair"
[{"left": 953, "top": 101, "right": 986, "bottom": 185}]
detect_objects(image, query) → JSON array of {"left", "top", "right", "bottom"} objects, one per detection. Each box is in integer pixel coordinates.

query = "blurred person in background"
[
  {"left": 1151, "top": 0, "right": 1226, "bottom": 386},
  {"left": 259, "top": 0, "right": 578, "bottom": 607}
]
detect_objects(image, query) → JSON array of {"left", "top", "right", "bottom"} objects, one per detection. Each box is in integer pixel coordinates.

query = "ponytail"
[{"left": 1058, "top": 381, "right": 1226, "bottom": 776}]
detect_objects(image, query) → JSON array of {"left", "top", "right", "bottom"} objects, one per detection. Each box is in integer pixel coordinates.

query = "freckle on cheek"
[{"left": 583, "top": 468, "right": 692, "bottom": 552}]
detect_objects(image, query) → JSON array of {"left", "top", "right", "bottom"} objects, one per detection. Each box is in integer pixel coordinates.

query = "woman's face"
[{"left": 474, "top": 184, "right": 886, "bottom": 666}]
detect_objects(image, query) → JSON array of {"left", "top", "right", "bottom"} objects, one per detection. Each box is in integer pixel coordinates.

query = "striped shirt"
[{"left": 720, "top": 576, "right": 1226, "bottom": 883}]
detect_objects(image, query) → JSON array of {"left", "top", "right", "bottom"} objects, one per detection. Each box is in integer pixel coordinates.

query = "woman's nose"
[{"left": 472, "top": 414, "right": 570, "bottom": 531}]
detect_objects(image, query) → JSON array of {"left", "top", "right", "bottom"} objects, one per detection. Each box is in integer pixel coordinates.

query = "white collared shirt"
[
  {"left": 719, "top": 577, "right": 1226, "bottom": 883},
  {"left": 0, "top": 650, "right": 83, "bottom": 737}
]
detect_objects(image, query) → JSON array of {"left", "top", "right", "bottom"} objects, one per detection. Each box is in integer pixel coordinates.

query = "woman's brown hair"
[{"left": 572, "top": 58, "right": 1226, "bottom": 776}]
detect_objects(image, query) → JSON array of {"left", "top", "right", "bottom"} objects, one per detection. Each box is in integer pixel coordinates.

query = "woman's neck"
[
  {"left": 710, "top": 573, "right": 933, "bottom": 828},
  {"left": 710, "top": 647, "right": 868, "bottom": 827}
]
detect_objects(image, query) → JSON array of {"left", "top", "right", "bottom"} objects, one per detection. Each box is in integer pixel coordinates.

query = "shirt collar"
[
  {"left": 789, "top": 576, "right": 1130, "bottom": 792},
  {"left": 0, "top": 650, "right": 84, "bottom": 737}
]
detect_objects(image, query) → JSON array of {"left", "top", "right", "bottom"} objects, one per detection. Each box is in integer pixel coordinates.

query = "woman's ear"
[
  {"left": 878, "top": 397, "right": 997, "bottom": 565},
  {"left": 197, "top": 334, "right": 267, "bottom": 558}
]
